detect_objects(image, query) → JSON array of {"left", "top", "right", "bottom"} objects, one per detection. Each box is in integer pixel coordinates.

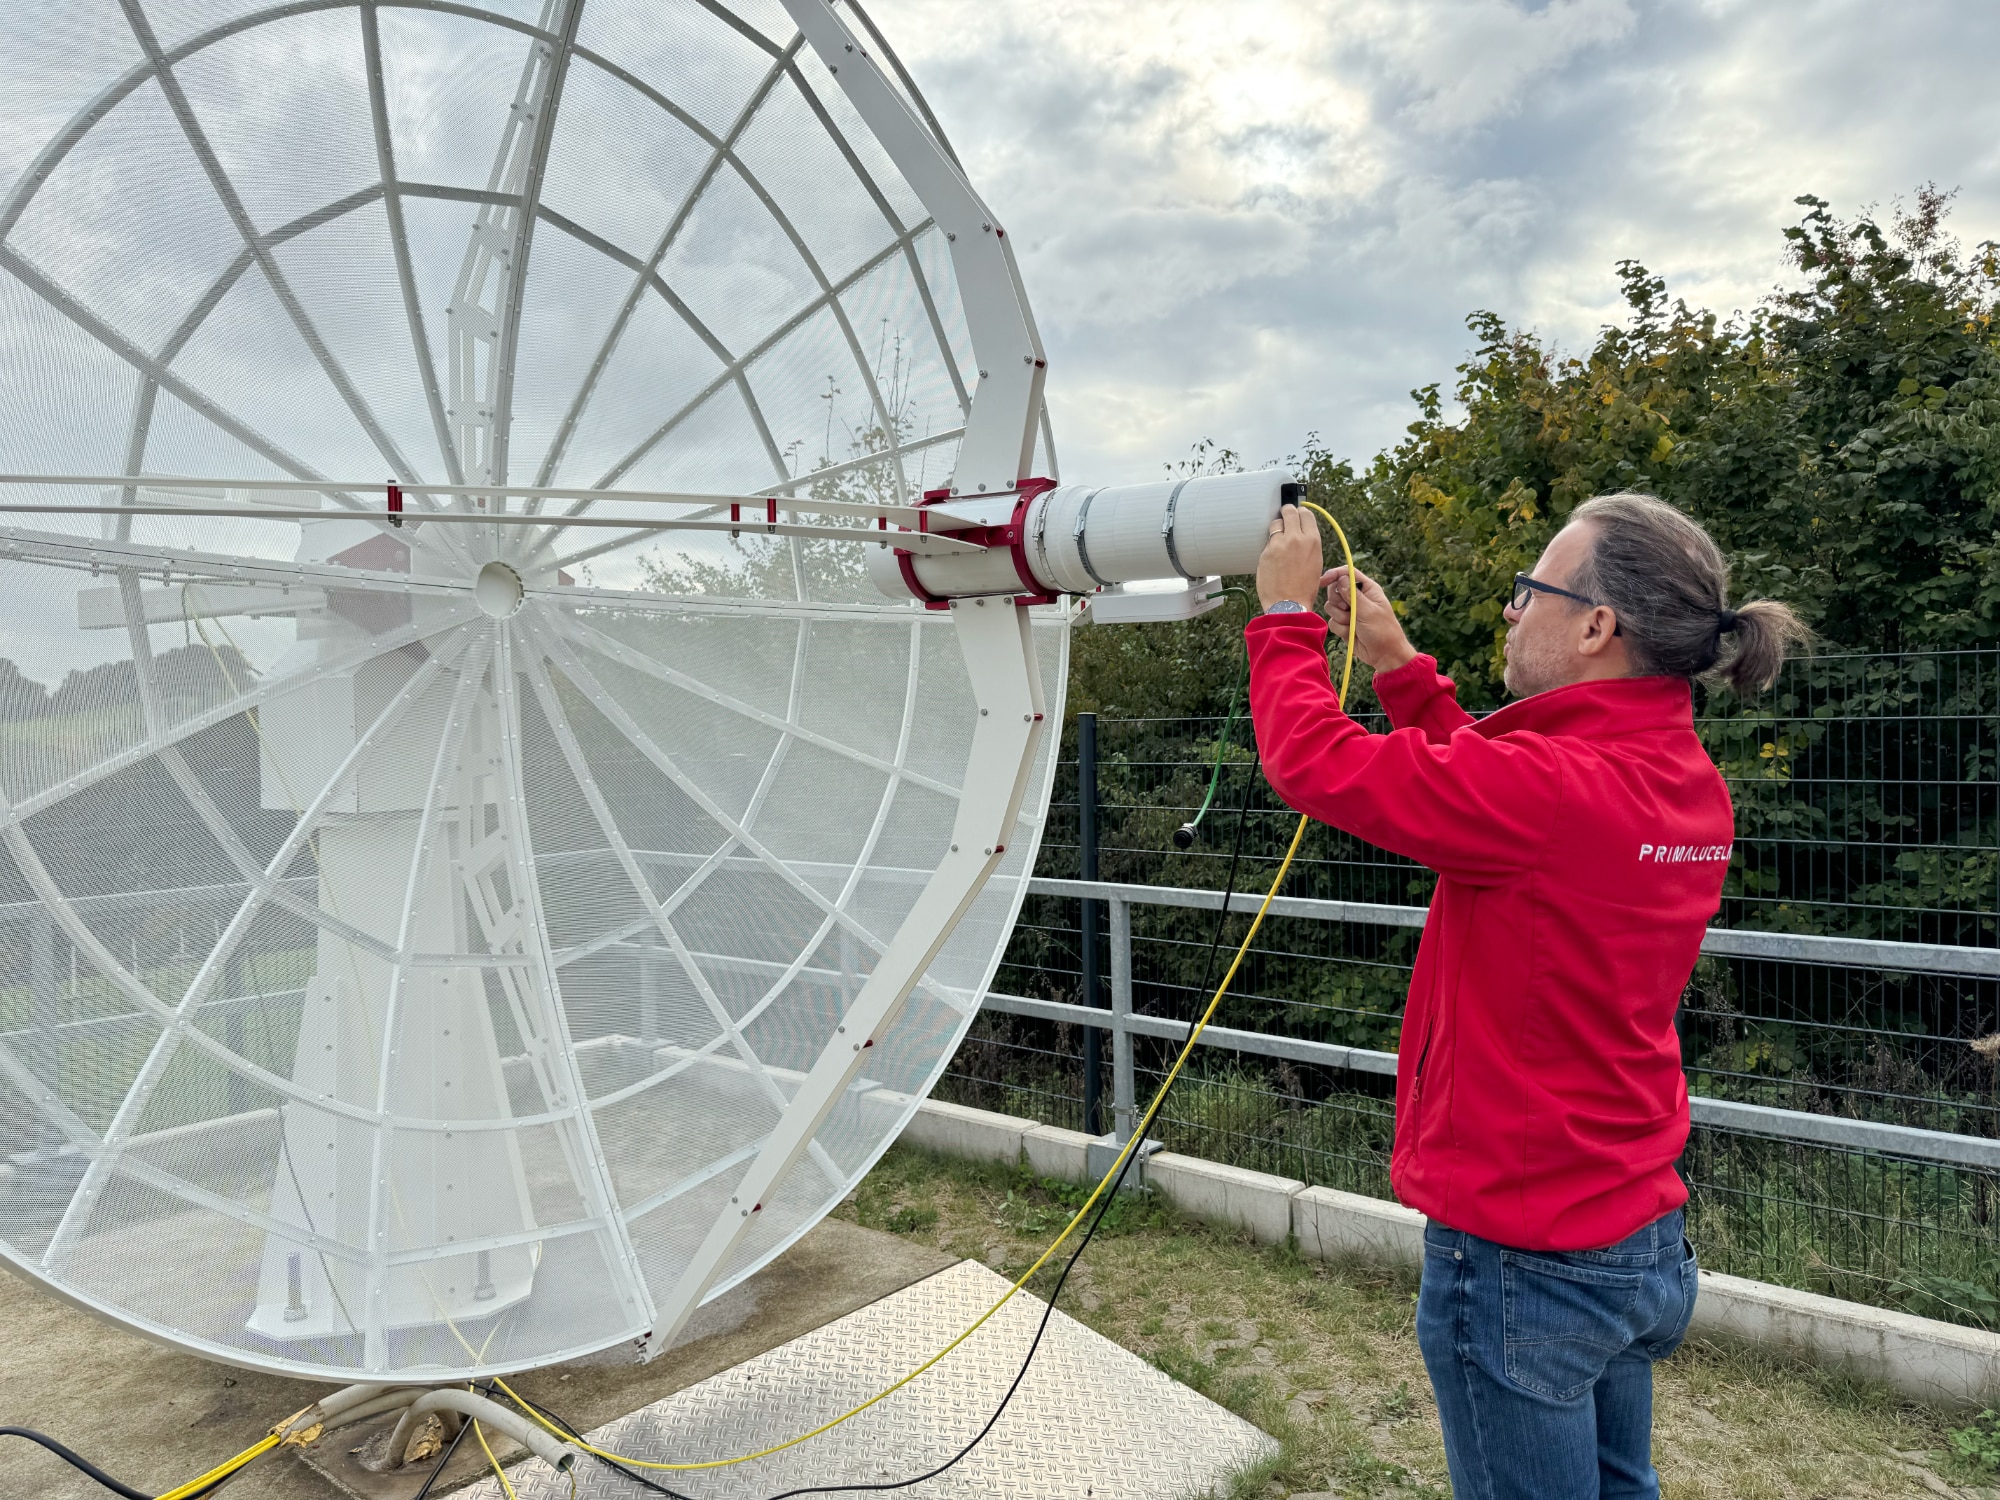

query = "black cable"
[
  {"left": 499, "top": 1389, "right": 699, "bottom": 1500},
  {"left": 1193, "top": 751, "right": 1262, "bottom": 1007},
  {"left": 1, "top": 1427, "right": 151, "bottom": 1500},
  {"left": 481, "top": 758, "right": 1270, "bottom": 1500},
  {"left": 750, "top": 759, "right": 1264, "bottom": 1500},
  {"left": 409, "top": 1382, "right": 493, "bottom": 1500},
  {"left": 750, "top": 1134, "right": 1130, "bottom": 1500},
  {"left": 478, "top": 765, "right": 1265, "bottom": 1500}
]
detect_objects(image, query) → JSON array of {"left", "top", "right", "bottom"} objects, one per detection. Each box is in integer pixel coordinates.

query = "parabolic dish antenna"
[{"left": 0, "top": 0, "right": 1288, "bottom": 1381}]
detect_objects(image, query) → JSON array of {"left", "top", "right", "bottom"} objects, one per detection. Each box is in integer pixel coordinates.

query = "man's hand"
[
  {"left": 1257, "top": 504, "right": 1324, "bottom": 611},
  {"left": 1323, "top": 565, "right": 1417, "bottom": 672}
]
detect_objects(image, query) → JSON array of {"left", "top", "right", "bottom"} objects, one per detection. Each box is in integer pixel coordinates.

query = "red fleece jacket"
[{"left": 1246, "top": 614, "right": 1733, "bottom": 1250}]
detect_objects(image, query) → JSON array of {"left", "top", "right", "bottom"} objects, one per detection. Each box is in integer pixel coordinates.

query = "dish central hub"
[{"left": 475, "top": 560, "right": 525, "bottom": 618}]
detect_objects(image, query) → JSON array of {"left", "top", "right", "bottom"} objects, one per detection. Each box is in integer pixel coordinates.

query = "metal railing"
[
  {"left": 981, "top": 877, "right": 2000, "bottom": 1173},
  {"left": 943, "top": 655, "right": 2000, "bottom": 1325}
]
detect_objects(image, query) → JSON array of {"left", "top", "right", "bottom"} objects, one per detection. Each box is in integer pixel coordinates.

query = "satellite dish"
[{"left": 0, "top": 0, "right": 1286, "bottom": 1382}]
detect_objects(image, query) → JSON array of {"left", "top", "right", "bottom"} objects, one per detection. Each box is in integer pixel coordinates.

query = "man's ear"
[{"left": 1574, "top": 605, "right": 1620, "bottom": 657}]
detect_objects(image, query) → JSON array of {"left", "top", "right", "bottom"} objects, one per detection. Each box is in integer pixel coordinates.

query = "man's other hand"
[
  {"left": 1323, "top": 565, "right": 1417, "bottom": 672},
  {"left": 1257, "top": 505, "right": 1324, "bottom": 611}
]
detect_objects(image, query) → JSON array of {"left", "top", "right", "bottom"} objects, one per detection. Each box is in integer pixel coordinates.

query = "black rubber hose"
[{"left": 0, "top": 1427, "right": 152, "bottom": 1500}]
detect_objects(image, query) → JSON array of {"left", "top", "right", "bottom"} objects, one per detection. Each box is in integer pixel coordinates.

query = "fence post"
[
  {"left": 1109, "top": 896, "right": 1133, "bottom": 1142},
  {"left": 1078, "top": 712, "right": 1102, "bottom": 1136}
]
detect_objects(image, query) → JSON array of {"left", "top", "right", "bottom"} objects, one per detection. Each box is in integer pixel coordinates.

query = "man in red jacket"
[{"left": 1249, "top": 492, "right": 1803, "bottom": 1500}]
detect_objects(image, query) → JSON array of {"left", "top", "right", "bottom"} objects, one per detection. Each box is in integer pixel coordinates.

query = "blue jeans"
[{"left": 1416, "top": 1210, "right": 1698, "bottom": 1500}]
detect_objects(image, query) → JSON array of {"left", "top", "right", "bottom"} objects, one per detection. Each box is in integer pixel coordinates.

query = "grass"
[
  {"left": 837, "top": 1143, "right": 2000, "bottom": 1500},
  {"left": 938, "top": 1043, "right": 2000, "bottom": 1333}
]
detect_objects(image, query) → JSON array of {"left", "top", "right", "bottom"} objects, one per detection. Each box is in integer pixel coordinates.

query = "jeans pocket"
[
  {"left": 1501, "top": 1250, "right": 1645, "bottom": 1401},
  {"left": 1646, "top": 1238, "right": 1701, "bottom": 1359}
]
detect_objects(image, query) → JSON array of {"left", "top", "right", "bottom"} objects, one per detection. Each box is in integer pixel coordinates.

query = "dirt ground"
[
  {"left": 836, "top": 1146, "right": 2000, "bottom": 1500},
  {"left": 6, "top": 1145, "right": 1998, "bottom": 1499},
  {"left": 0, "top": 1217, "right": 950, "bottom": 1499}
]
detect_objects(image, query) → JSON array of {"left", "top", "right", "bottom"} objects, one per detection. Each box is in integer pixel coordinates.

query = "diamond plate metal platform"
[{"left": 456, "top": 1259, "right": 1277, "bottom": 1499}]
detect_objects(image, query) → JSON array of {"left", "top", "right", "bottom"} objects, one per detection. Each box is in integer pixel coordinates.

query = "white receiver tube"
[{"left": 868, "top": 468, "right": 1294, "bottom": 603}]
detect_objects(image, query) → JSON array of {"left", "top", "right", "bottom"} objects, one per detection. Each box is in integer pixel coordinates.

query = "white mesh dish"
[{"left": 0, "top": 0, "right": 1066, "bottom": 1378}]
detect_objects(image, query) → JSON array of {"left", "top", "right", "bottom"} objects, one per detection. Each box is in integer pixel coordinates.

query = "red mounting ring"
[{"left": 898, "top": 478, "right": 1058, "bottom": 608}]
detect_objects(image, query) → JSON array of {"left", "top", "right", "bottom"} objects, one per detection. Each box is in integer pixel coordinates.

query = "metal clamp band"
[
  {"left": 1072, "top": 487, "right": 1108, "bottom": 588},
  {"left": 1032, "top": 487, "right": 1053, "bottom": 583},
  {"left": 1160, "top": 478, "right": 1195, "bottom": 580}
]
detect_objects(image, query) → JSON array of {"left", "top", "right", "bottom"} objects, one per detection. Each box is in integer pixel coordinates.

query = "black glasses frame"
[
  {"left": 1510, "top": 573, "right": 1598, "bottom": 611},
  {"left": 1510, "top": 573, "right": 1623, "bottom": 634}
]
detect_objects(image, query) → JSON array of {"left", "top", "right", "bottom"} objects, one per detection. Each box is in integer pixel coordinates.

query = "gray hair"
[{"left": 1565, "top": 492, "right": 1810, "bottom": 695}]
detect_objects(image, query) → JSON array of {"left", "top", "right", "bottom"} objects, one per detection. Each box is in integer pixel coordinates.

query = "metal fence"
[{"left": 939, "top": 647, "right": 2000, "bottom": 1329}]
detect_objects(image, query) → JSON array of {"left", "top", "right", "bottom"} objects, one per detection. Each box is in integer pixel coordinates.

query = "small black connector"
[{"left": 1173, "top": 823, "right": 1197, "bottom": 850}]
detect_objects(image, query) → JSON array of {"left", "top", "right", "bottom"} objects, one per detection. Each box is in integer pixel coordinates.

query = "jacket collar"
[{"left": 1474, "top": 674, "right": 1693, "bottom": 741}]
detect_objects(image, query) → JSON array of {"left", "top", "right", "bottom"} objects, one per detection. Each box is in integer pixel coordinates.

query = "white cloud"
[
  {"left": 872, "top": 0, "right": 2000, "bottom": 484},
  {"left": 1340, "top": 0, "right": 1637, "bottom": 133}
]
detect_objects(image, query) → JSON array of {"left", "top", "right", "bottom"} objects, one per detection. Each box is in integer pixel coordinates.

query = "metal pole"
[
  {"left": 1110, "top": 895, "right": 1133, "bottom": 1142},
  {"left": 1078, "top": 712, "right": 1102, "bottom": 1136}
]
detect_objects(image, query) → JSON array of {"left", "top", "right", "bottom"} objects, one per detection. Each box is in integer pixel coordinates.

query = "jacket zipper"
[{"left": 1405, "top": 1015, "right": 1437, "bottom": 1166}]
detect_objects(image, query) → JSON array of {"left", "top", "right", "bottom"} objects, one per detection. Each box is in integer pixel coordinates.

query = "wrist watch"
[{"left": 1265, "top": 600, "right": 1310, "bottom": 614}]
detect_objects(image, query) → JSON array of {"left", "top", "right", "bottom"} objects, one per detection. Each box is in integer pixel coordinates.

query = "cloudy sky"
[{"left": 875, "top": 0, "right": 2000, "bottom": 485}]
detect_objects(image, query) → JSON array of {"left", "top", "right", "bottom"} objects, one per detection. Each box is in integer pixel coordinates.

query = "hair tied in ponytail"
[{"left": 1568, "top": 492, "right": 1810, "bottom": 694}]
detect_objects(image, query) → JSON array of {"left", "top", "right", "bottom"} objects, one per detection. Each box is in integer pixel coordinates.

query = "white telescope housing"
[{"left": 867, "top": 469, "right": 1296, "bottom": 604}]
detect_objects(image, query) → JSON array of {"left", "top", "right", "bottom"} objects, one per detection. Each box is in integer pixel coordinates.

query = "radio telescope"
[{"left": 0, "top": 0, "right": 1287, "bottom": 1381}]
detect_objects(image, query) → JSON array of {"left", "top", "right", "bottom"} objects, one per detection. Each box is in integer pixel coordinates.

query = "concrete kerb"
[
  {"left": 899, "top": 1097, "right": 2000, "bottom": 1407},
  {"left": 1293, "top": 1184, "right": 1426, "bottom": 1265},
  {"left": 1144, "top": 1153, "right": 1303, "bottom": 1246},
  {"left": 1022, "top": 1123, "right": 1093, "bottom": 1182},
  {"left": 1687, "top": 1271, "right": 2000, "bottom": 1410},
  {"left": 890, "top": 1095, "right": 1031, "bottom": 1165}
]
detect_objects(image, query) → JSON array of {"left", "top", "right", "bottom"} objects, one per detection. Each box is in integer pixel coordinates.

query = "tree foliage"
[{"left": 1293, "top": 186, "right": 2000, "bottom": 712}]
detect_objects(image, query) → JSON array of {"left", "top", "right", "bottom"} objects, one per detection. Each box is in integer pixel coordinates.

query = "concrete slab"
[
  {"left": 1690, "top": 1269, "right": 2000, "bottom": 1408},
  {"left": 1292, "top": 1185, "right": 1426, "bottom": 1266},
  {"left": 1, "top": 1216, "right": 951, "bottom": 1499},
  {"left": 1021, "top": 1122, "right": 1092, "bottom": 1181},
  {"left": 894, "top": 1097, "right": 1032, "bottom": 1165},
  {"left": 1145, "top": 1152, "right": 1304, "bottom": 1246},
  {"left": 451, "top": 1260, "right": 1279, "bottom": 1498}
]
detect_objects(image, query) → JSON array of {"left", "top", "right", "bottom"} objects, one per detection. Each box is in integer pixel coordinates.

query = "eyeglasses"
[
  {"left": 1510, "top": 573, "right": 1599, "bottom": 612},
  {"left": 1510, "top": 573, "right": 1622, "bottom": 634}
]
